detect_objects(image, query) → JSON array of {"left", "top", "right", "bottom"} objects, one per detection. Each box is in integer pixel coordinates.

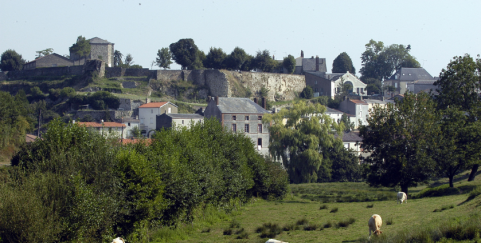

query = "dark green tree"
[
  {"left": 300, "top": 86, "right": 314, "bottom": 99},
  {"left": 0, "top": 49, "right": 26, "bottom": 71},
  {"left": 252, "top": 50, "right": 277, "bottom": 72},
  {"left": 282, "top": 54, "right": 296, "bottom": 74},
  {"left": 69, "top": 36, "right": 91, "bottom": 65},
  {"left": 324, "top": 141, "right": 361, "bottom": 182},
  {"left": 360, "top": 40, "right": 420, "bottom": 81},
  {"left": 203, "top": 47, "right": 226, "bottom": 69},
  {"left": 434, "top": 54, "right": 481, "bottom": 181},
  {"left": 225, "top": 47, "right": 248, "bottom": 70},
  {"left": 169, "top": 38, "right": 201, "bottom": 70},
  {"left": 362, "top": 77, "right": 382, "bottom": 95},
  {"left": 359, "top": 92, "right": 439, "bottom": 194},
  {"left": 155, "top": 48, "right": 172, "bottom": 69},
  {"left": 263, "top": 101, "right": 344, "bottom": 183},
  {"left": 113, "top": 50, "right": 123, "bottom": 67},
  {"left": 332, "top": 52, "right": 356, "bottom": 74},
  {"left": 432, "top": 107, "right": 480, "bottom": 187}
]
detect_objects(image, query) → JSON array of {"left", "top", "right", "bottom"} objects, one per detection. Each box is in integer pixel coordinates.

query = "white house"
[
  {"left": 305, "top": 71, "right": 367, "bottom": 98},
  {"left": 156, "top": 113, "right": 204, "bottom": 130},
  {"left": 76, "top": 121, "right": 126, "bottom": 138},
  {"left": 138, "top": 101, "right": 178, "bottom": 137},
  {"left": 121, "top": 117, "right": 140, "bottom": 138}
]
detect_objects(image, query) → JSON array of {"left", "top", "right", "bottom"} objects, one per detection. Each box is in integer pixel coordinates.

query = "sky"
[{"left": 1, "top": 0, "right": 480, "bottom": 78}]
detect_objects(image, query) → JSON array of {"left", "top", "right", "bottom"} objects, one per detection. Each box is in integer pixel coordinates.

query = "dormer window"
[{"left": 232, "top": 115, "right": 237, "bottom": 120}]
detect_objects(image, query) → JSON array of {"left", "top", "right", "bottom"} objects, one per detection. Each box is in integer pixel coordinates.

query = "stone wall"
[
  {"left": 74, "top": 110, "right": 136, "bottom": 122},
  {"left": 0, "top": 66, "right": 84, "bottom": 81}
]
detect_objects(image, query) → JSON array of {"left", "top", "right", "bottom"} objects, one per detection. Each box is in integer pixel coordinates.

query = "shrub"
[
  {"left": 320, "top": 204, "right": 328, "bottom": 210},
  {"left": 303, "top": 223, "right": 318, "bottom": 231},
  {"left": 330, "top": 207, "right": 339, "bottom": 213},
  {"left": 229, "top": 219, "right": 241, "bottom": 229},
  {"left": 366, "top": 204, "right": 374, "bottom": 208},
  {"left": 337, "top": 218, "right": 355, "bottom": 228},
  {"left": 223, "top": 229, "right": 232, "bottom": 235},
  {"left": 256, "top": 223, "right": 282, "bottom": 238},
  {"left": 323, "top": 222, "right": 333, "bottom": 228},
  {"left": 300, "top": 86, "right": 314, "bottom": 99},
  {"left": 386, "top": 218, "right": 393, "bottom": 225},
  {"left": 296, "top": 218, "right": 309, "bottom": 225}
]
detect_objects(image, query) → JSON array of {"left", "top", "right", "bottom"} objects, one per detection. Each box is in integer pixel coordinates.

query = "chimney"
[
  {"left": 146, "top": 98, "right": 151, "bottom": 104},
  {"left": 316, "top": 56, "right": 319, "bottom": 71},
  {"left": 215, "top": 96, "right": 219, "bottom": 105},
  {"left": 254, "top": 97, "right": 258, "bottom": 104},
  {"left": 301, "top": 50, "right": 304, "bottom": 58},
  {"left": 262, "top": 97, "right": 266, "bottom": 109}
]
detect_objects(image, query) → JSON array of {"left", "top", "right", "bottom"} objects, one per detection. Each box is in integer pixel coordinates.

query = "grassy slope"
[{"left": 163, "top": 172, "right": 480, "bottom": 243}]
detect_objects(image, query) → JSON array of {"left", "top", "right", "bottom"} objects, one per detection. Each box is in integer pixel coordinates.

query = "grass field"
[{"left": 147, "top": 171, "right": 480, "bottom": 243}]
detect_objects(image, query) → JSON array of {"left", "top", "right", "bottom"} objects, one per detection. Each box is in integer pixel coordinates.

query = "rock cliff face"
[{"left": 153, "top": 69, "right": 306, "bottom": 101}]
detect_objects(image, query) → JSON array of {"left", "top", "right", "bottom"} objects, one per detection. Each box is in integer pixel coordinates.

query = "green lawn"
[{"left": 149, "top": 172, "right": 480, "bottom": 243}]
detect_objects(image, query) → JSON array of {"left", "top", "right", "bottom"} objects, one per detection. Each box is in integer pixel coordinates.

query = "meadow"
[{"left": 149, "top": 171, "right": 480, "bottom": 243}]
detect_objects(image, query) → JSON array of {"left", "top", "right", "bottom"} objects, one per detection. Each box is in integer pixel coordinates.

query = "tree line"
[{"left": 0, "top": 118, "right": 288, "bottom": 242}]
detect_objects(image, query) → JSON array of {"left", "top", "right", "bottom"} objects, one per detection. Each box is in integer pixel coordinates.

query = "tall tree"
[
  {"left": 434, "top": 54, "right": 481, "bottom": 181},
  {"left": 282, "top": 55, "right": 296, "bottom": 74},
  {"left": 433, "top": 107, "right": 480, "bottom": 187},
  {"left": 262, "top": 101, "right": 344, "bottom": 183},
  {"left": 360, "top": 40, "right": 420, "bottom": 81},
  {"left": 155, "top": 48, "right": 172, "bottom": 69},
  {"left": 124, "top": 54, "right": 134, "bottom": 67},
  {"left": 225, "top": 47, "right": 248, "bottom": 70},
  {"left": 359, "top": 92, "right": 439, "bottom": 194},
  {"left": 0, "top": 49, "right": 25, "bottom": 71},
  {"left": 113, "top": 50, "right": 123, "bottom": 67},
  {"left": 252, "top": 50, "right": 277, "bottom": 72},
  {"left": 69, "top": 36, "right": 91, "bottom": 65},
  {"left": 332, "top": 52, "right": 356, "bottom": 74},
  {"left": 169, "top": 38, "right": 201, "bottom": 70},
  {"left": 35, "top": 48, "right": 54, "bottom": 58},
  {"left": 204, "top": 47, "right": 226, "bottom": 69}
]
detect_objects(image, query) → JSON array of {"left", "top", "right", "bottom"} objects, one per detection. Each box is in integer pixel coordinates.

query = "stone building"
[
  {"left": 338, "top": 97, "right": 369, "bottom": 128},
  {"left": 383, "top": 67, "right": 438, "bottom": 98},
  {"left": 24, "top": 53, "right": 73, "bottom": 70},
  {"left": 294, "top": 51, "right": 327, "bottom": 74},
  {"left": 156, "top": 113, "right": 204, "bottom": 130},
  {"left": 203, "top": 96, "right": 271, "bottom": 156},
  {"left": 70, "top": 37, "right": 115, "bottom": 67},
  {"left": 305, "top": 71, "right": 367, "bottom": 98}
]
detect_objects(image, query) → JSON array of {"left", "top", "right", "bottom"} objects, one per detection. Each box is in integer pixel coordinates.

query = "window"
[
  {"left": 258, "top": 116, "right": 262, "bottom": 120},
  {"left": 395, "top": 83, "right": 398, "bottom": 88},
  {"left": 315, "top": 81, "right": 318, "bottom": 84},
  {"left": 151, "top": 109, "right": 153, "bottom": 114},
  {"left": 140, "top": 118, "right": 144, "bottom": 124},
  {"left": 257, "top": 138, "right": 262, "bottom": 150},
  {"left": 344, "top": 143, "right": 349, "bottom": 149},
  {"left": 232, "top": 124, "right": 237, "bottom": 132},
  {"left": 128, "top": 123, "right": 131, "bottom": 126},
  {"left": 182, "top": 120, "right": 184, "bottom": 125},
  {"left": 258, "top": 124, "right": 262, "bottom": 133},
  {"left": 168, "top": 107, "right": 171, "bottom": 113},
  {"left": 232, "top": 115, "right": 237, "bottom": 120},
  {"left": 245, "top": 116, "right": 249, "bottom": 120},
  {"left": 150, "top": 118, "right": 153, "bottom": 124},
  {"left": 245, "top": 124, "right": 249, "bottom": 133}
]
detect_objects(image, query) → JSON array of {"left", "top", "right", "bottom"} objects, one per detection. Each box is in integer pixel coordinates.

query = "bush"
[
  {"left": 366, "top": 204, "right": 374, "bottom": 208},
  {"left": 303, "top": 223, "right": 318, "bottom": 231},
  {"left": 300, "top": 86, "right": 314, "bottom": 99},
  {"left": 323, "top": 222, "right": 333, "bottom": 228},
  {"left": 296, "top": 218, "right": 309, "bottom": 225},
  {"left": 320, "top": 204, "right": 328, "bottom": 210},
  {"left": 256, "top": 223, "right": 282, "bottom": 238},
  {"left": 330, "top": 207, "right": 339, "bottom": 213},
  {"left": 337, "top": 218, "right": 355, "bottom": 228}
]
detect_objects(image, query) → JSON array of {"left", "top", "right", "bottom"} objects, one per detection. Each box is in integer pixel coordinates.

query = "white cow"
[
  {"left": 112, "top": 237, "right": 125, "bottom": 243},
  {"left": 368, "top": 214, "right": 383, "bottom": 239},
  {"left": 266, "top": 239, "right": 287, "bottom": 243},
  {"left": 397, "top": 192, "right": 407, "bottom": 204}
]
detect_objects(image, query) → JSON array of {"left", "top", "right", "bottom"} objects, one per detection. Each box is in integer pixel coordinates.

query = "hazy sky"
[{"left": 1, "top": 0, "right": 480, "bottom": 77}]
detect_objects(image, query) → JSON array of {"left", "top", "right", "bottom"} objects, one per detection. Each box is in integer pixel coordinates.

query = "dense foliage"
[
  {"left": 69, "top": 36, "right": 91, "bottom": 65},
  {"left": 332, "top": 52, "right": 355, "bottom": 74},
  {"left": 0, "top": 49, "right": 25, "bottom": 71},
  {"left": 282, "top": 55, "right": 296, "bottom": 74},
  {"left": 1, "top": 118, "right": 287, "bottom": 242},
  {"left": 69, "top": 90, "right": 120, "bottom": 110},
  {"left": 0, "top": 91, "right": 31, "bottom": 159},
  {"left": 156, "top": 47, "right": 172, "bottom": 69},
  {"left": 169, "top": 38, "right": 203, "bottom": 70},
  {"left": 263, "top": 101, "right": 356, "bottom": 184},
  {"left": 300, "top": 85, "right": 314, "bottom": 99},
  {"left": 359, "top": 92, "right": 440, "bottom": 194}
]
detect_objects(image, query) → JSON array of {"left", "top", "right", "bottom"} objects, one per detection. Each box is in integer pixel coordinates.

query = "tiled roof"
[
  {"left": 349, "top": 99, "right": 368, "bottom": 105},
  {"left": 24, "top": 53, "right": 71, "bottom": 64},
  {"left": 77, "top": 122, "right": 126, "bottom": 128},
  {"left": 334, "top": 132, "right": 362, "bottom": 142},
  {"left": 89, "top": 37, "right": 113, "bottom": 44},
  {"left": 326, "top": 108, "right": 344, "bottom": 114},
  {"left": 217, "top": 97, "right": 271, "bottom": 114},
  {"left": 139, "top": 102, "right": 168, "bottom": 108}
]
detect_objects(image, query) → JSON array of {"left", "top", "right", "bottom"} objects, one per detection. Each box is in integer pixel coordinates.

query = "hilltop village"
[{"left": 0, "top": 36, "right": 479, "bottom": 243}]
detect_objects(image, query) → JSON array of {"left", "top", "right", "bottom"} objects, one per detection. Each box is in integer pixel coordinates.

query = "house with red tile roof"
[
  {"left": 138, "top": 101, "right": 178, "bottom": 137},
  {"left": 75, "top": 121, "right": 126, "bottom": 138}
]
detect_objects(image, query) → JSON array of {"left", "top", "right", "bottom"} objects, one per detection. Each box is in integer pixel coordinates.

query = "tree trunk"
[
  {"left": 401, "top": 184, "right": 408, "bottom": 196},
  {"left": 468, "top": 164, "right": 479, "bottom": 181},
  {"left": 449, "top": 176, "right": 454, "bottom": 188}
]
